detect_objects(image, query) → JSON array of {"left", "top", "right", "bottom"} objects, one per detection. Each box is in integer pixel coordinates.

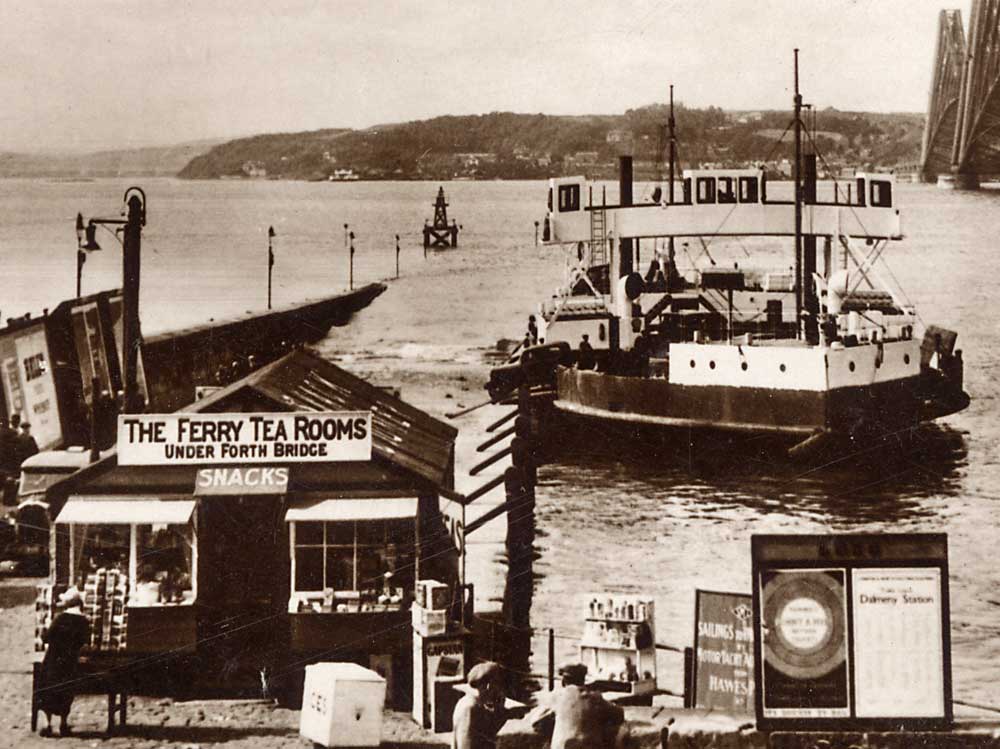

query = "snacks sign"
[{"left": 117, "top": 412, "right": 372, "bottom": 465}]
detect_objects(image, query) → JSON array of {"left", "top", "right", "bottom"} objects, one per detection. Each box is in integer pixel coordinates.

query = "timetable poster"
[
  {"left": 852, "top": 568, "right": 945, "bottom": 718},
  {"left": 760, "top": 569, "right": 850, "bottom": 718}
]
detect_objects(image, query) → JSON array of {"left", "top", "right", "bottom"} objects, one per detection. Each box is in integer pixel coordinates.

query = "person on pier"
[
  {"left": 576, "top": 335, "right": 596, "bottom": 371},
  {"left": 532, "top": 663, "right": 624, "bottom": 749},
  {"left": 37, "top": 587, "right": 90, "bottom": 737},
  {"left": 452, "top": 661, "right": 508, "bottom": 749}
]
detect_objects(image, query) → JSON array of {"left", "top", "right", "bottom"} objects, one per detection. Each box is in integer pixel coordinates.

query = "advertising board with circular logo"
[{"left": 763, "top": 571, "right": 846, "bottom": 680}]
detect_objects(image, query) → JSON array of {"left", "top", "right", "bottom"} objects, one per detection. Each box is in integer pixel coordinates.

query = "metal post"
[
  {"left": 792, "top": 49, "right": 803, "bottom": 339},
  {"left": 76, "top": 250, "right": 85, "bottom": 298},
  {"left": 395, "top": 234, "right": 400, "bottom": 279},
  {"left": 349, "top": 231, "right": 355, "bottom": 290},
  {"left": 267, "top": 225, "right": 275, "bottom": 310},
  {"left": 121, "top": 189, "right": 144, "bottom": 414},
  {"left": 89, "top": 376, "right": 101, "bottom": 462},
  {"left": 534, "top": 221, "right": 539, "bottom": 246},
  {"left": 548, "top": 628, "right": 555, "bottom": 691}
]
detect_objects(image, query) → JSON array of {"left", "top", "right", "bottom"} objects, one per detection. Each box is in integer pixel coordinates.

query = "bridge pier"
[{"left": 936, "top": 171, "right": 980, "bottom": 190}]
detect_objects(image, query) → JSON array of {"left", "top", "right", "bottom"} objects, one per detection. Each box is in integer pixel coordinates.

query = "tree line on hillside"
[{"left": 177, "top": 105, "right": 925, "bottom": 181}]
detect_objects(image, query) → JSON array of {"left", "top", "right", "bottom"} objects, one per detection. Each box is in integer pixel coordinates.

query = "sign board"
[
  {"left": 195, "top": 466, "right": 290, "bottom": 495},
  {"left": 118, "top": 412, "right": 372, "bottom": 465},
  {"left": 752, "top": 533, "right": 951, "bottom": 731},
  {"left": 692, "top": 590, "right": 754, "bottom": 712}
]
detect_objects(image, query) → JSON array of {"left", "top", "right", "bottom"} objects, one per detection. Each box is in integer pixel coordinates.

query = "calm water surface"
[{"left": 4, "top": 177, "right": 999, "bottom": 709}]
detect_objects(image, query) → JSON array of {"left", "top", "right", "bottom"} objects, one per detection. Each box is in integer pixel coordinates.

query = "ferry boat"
[{"left": 487, "top": 59, "right": 970, "bottom": 461}]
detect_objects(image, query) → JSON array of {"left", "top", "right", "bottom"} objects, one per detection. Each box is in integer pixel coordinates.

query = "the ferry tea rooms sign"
[{"left": 117, "top": 412, "right": 372, "bottom": 465}]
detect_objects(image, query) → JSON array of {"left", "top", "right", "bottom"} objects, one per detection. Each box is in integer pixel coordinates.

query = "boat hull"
[{"left": 542, "top": 366, "right": 968, "bottom": 463}]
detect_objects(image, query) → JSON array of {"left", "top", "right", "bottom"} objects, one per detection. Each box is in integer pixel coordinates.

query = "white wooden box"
[{"left": 299, "top": 662, "right": 386, "bottom": 747}]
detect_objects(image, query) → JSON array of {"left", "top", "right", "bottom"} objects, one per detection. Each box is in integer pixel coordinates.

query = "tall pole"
[
  {"left": 667, "top": 85, "right": 677, "bottom": 289},
  {"left": 349, "top": 231, "right": 355, "bottom": 290},
  {"left": 75, "top": 213, "right": 86, "bottom": 298},
  {"left": 122, "top": 189, "right": 145, "bottom": 414},
  {"left": 793, "top": 49, "right": 803, "bottom": 338},
  {"left": 267, "top": 225, "right": 275, "bottom": 310},
  {"left": 395, "top": 234, "right": 400, "bottom": 279},
  {"left": 668, "top": 85, "right": 676, "bottom": 205}
]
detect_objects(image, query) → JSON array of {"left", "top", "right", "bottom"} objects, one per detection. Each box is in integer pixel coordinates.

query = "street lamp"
[
  {"left": 267, "top": 226, "right": 276, "bottom": 310},
  {"left": 74, "top": 212, "right": 102, "bottom": 297},
  {"left": 77, "top": 186, "right": 147, "bottom": 414}
]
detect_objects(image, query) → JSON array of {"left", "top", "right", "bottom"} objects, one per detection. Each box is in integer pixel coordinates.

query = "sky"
[{"left": 1, "top": 0, "right": 975, "bottom": 153}]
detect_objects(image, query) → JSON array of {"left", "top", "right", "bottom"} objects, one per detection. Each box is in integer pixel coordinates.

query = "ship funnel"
[{"left": 618, "top": 156, "right": 633, "bottom": 278}]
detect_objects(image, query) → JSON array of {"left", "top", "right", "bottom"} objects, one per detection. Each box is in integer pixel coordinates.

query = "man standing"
[
  {"left": 452, "top": 661, "right": 507, "bottom": 749},
  {"left": 532, "top": 663, "right": 624, "bottom": 749},
  {"left": 17, "top": 420, "right": 39, "bottom": 465},
  {"left": 0, "top": 415, "right": 19, "bottom": 505}
]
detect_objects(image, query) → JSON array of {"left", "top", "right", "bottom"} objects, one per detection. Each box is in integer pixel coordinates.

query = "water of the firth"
[{"left": 2, "top": 177, "right": 997, "bottom": 709}]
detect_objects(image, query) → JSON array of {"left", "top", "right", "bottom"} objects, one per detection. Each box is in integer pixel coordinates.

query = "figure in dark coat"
[{"left": 38, "top": 587, "right": 89, "bottom": 737}]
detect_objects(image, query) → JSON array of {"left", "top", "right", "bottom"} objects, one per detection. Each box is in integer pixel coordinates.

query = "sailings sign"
[{"left": 117, "top": 411, "right": 372, "bottom": 465}]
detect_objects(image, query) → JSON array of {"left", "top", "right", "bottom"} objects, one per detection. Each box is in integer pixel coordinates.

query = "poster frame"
[
  {"left": 751, "top": 533, "right": 952, "bottom": 732},
  {"left": 692, "top": 588, "right": 755, "bottom": 713}
]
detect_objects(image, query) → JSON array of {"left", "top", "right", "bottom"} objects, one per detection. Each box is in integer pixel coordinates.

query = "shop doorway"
[{"left": 196, "top": 495, "right": 289, "bottom": 693}]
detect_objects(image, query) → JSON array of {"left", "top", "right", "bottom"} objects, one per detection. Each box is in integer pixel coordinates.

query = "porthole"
[
  {"left": 849, "top": 361, "right": 855, "bottom": 372},
  {"left": 903, "top": 353, "right": 910, "bottom": 365},
  {"left": 779, "top": 364, "right": 786, "bottom": 373},
  {"left": 690, "top": 360, "right": 696, "bottom": 368},
  {"left": 709, "top": 361, "right": 716, "bottom": 370},
  {"left": 741, "top": 362, "right": 748, "bottom": 371}
]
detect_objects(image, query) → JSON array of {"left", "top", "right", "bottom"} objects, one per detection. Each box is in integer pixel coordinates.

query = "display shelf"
[{"left": 579, "top": 594, "right": 657, "bottom": 697}]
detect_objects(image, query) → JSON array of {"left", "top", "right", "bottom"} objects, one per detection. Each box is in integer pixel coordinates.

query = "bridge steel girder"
[
  {"left": 956, "top": 0, "right": 1000, "bottom": 179},
  {"left": 921, "top": 9, "right": 967, "bottom": 181}
]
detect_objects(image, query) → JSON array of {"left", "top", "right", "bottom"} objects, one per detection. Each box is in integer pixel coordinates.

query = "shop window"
[
  {"left": 135, "top": 524, "right": 195, "bottom": 605},
  {"left": 69, "top": 520, "right": 197, "bottom": 608},
  {"left": 718, "top": 177, "right": 736, "bottom": 204},
  {"left": 696, "top": 178, "right": 716, "bottom": 204},
  {"left": 291, "top": 519, "right": 415, "bottom": 613},
  {"left": 23, "top": 353, "right": 46, "bottom": 381},
  {"left": 71, "top": 524, "right": 130, "bottom": 588}
]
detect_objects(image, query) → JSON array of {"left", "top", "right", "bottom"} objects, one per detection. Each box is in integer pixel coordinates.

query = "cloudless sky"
[{"left": 1, "top": 0, "right": 974, "bottom": 153}]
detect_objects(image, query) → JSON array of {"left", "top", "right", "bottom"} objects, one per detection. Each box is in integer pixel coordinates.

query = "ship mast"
[
  {"left": 793, "top": 49, "right": 803, "bottom": 339},
  {"left": 667, "top": 85, "right": 677, "bottom": 288}
]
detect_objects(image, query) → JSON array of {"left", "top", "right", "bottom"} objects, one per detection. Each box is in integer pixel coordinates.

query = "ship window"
[
  {"left": 598, "top": 323, "right": 606, "bottom": 342},
  {"left": 741, "top": 362, "right": 748, "bottom": 371},
  {"left": 870, "top": 180, "right": 892, "bottom": 207},
  {"left": 849, "top": 361, "right": 856, "bottom": 372},
  {"left": 682, "top": 178, "right": 692, "bottom": 204},
  {"left": 718, "top": 178, "right": 736, "bottom": 204},
  {"left": 689, "top": 359, "right": 696, "bottom": 368},
  {"left": 738, "top": 177, "right": 759, "bottom": 203},
  {"left": 709, "top": 360, "right": 716, "bottom": 369},
  {"left": 856, "top": 178, "right": 866, "bottom": 206},
  {"left": 696, "top": 178, "right": 716, "bottom": 204},
  {"left": 779, "top": 364, "right": 786, "bottom": 372},
  {"left": 558, "top": 184, "right": 581, "bottom": 212},
  {"left": 904, "top": 353, "right": 911, "bottom": 365}
]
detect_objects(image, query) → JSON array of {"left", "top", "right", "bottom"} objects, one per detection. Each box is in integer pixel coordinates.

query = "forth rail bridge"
[{"left": 921, "top": 0, "right": 1000, "bottom": 188}]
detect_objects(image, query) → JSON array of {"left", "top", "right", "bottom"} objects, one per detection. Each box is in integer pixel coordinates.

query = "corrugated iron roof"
[{"left": 186, "top": 349, "right": 456, "bottom": 488}]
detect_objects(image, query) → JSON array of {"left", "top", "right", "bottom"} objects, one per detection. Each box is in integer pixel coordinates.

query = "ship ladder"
[{"left": 589, "top": 207, "right": 607, "bottom": 266}]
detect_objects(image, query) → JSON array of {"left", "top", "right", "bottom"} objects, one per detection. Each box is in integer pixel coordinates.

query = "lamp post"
[
  {"left": 74, "top": 212, "right": 101, "bottom": 297},
  {"left": 267, "top": 226, "right": 276, "bottom": 310},
  {"left": 77, "top": 186, "right": 146, "bottom": 414}
]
